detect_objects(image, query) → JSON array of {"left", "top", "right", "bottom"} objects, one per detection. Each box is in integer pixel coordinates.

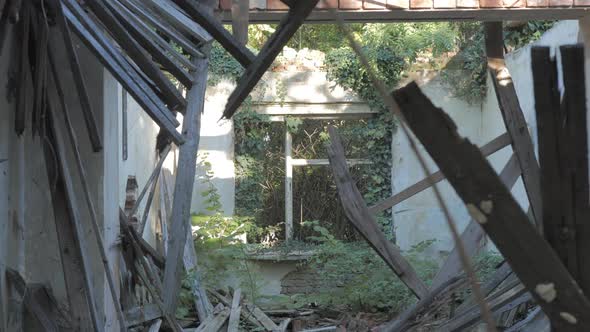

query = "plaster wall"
[{"left": 392, "top": 20, "right": 584, "bottom": 261}]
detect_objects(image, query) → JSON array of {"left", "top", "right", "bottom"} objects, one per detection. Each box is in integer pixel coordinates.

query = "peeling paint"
[
  {"left": 467, "top": 204, "right": 488, "bottom": 224},
  {"left": 535, "top": 283, "right": 556, "bottom": 303},
  {"left": 560, "top": 312, "right": 577, "bottom": 324}
]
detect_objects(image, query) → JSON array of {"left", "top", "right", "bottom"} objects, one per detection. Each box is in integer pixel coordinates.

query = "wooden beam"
[
  {"left": 162, "top": 17, "right": 212, "bottom": 313},
  {"left": 327, "top": 126, "right": 428, "bottom": 299},
  {"left": 171, "top": 0, "right": 255, "bottom": 67},
  {"left": 369, "top": 132, "right": 511, "bottom": 214},
  {"left": 125, "top": 304, "right": 160, "bottom": 327},
  {"left": 231, "top": 0, "right": 249, "bottom": 45},
  {"left": 227, "top": 289, "right": 242, "bottom": 332},
  {"left": 42, "top": 106, "right": 101, "bottom": 332},
  {"left": 183, "top": 225, "right": 213, "bottom": 321},
  {"left": 51, "top": 0, "right": 102, "bottom": 152},
  {"left": 222, "top": 0, "right": 319, "bottom": 119},
  {"left": 393, "top": 81, "right": 590, "bottom": 330},
  {"left": 484, "top": 22, "right": 542, "bottom": 231},
  {"left": 146, "top": 0, "right": 212, "bottom": 43},
  {"left": 120, "top": 0, "right": 203, "bottom": 58},
  {"left": 104, "top": 0, "right": 193, "bottom": 88},
  {"left": 62, "top": 0, "right": 183, "bottom": 144},
  {"left": 14, "top": 1, "right": 29, "bottom": 135},
  {"left": 430, "top": 153, "right": 521, "bottom": 289},
  {"left": 84, "top": 0, "right": 187, "bottom": 111}
]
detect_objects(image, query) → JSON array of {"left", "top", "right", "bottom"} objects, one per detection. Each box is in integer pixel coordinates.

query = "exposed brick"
[
  {"left": 410, "top": 0, "right": 432, "bottom": 8},
  {"left": 267, "top": 0, "right": 289, "bottom": 10},
  {"left": 504, "top": 0, "right": 525, "bottom": 6},
  {"left": 434, "top": 0, "right": 456, "bottom": 8},
  {"left": 574, "top": 0, "right": 590, "bottom": 5},
  {"left": 317, "top": 0, "right": 339, "bottom": 8},
  {"left": 387, "top": 0, "right": 410, "bottom": 8},
  {"left": 340, "top": 0, "right": 363, "bottom": 9},
  {"left": 526, "top": 0, "right": 548, "bottom": 6},
  {"left": 363, "top": 0, "right": 388, "bottom": 9},
  {"left": 220, "top": 0, "right": 231, "bottom": 10},
  {"left": 479, "top": 0, "right": 503, "bottom": 7},
  {"left": 549, "top": 0, "right": 573, "bottom": 5},
  {"left": 456, "top": 0, "right": 479, "bottom": 7}
]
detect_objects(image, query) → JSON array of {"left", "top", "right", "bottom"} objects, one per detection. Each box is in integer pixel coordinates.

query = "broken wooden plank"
[
  {"left": 84, "top": 0, "right": 186, "bottom": 111},
  {"left": 393, "top": 81, "right": 590, "bottom": 331},
  {"left": 129, "top": 145, "right": 170, "bottom": 218},
  {"left": 105, "top": 0, "right": 193, "bottom": 88},
  {"left": 327, "top": 126, "right": 428, "bottom": 299},
  {"left": 139, "top": 166, "right": 160, "bottom": 236},
  {"left": 275, "top": 318, "right": 292, "bottom": 332},
  {"left": 208, "top": 290, "right": 262, "bottom": 329},
  {"left": 227, "top": 289, "right": 241, "bottom": 332},
  {"left": 369, "top": 132, "right": 511, "bottom": 214},
  {"left": 431, "top": 153, "right": 521, "bottom": 288},
  {"left": 46, "top": 39, "right": 127, "bottom": 331},
  {"left": 43, "top": 104, "right": 101, "bottom": 332},
  {"left": 184, "top": 224, "right": 213, "bottom": 321},
  {"left": 23, "top": 285, "right": 60, "bottom": 332},
  {"left": 171, "top": 0, "right": 255, "bottom": 67},
  {"left": 147, "top": 319, "right": 162, "bottom": 332},
  {"left": 125, "top": 304, "right": 160, "bottom": 327},
  {"left": 62, "top": 0, "right": 183, "bottom": 144},
  {"left": 222, "top": 0, "right": 319, "bottom": 119},
  {"left": 50, "top": 0, "right": 102, "bottom": 152},
  {"left": 194, "top": 308, "right": 230, "bottom": 332},
  {"left": 244, "top": 303, "right": 280, "bottom": 331},
  {"left": 560, "top": 45, "right": 590, "bottom": 295},
  {"left": 484, "top": 22, "right": 543, "bottom": 231}
]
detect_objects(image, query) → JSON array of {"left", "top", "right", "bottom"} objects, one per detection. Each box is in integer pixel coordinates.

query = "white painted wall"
[{"left": 393, "top": 20, "right": 584, "bottom": 262}]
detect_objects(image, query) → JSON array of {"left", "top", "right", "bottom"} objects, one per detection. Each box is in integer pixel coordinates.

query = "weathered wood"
[
  {"left": 139, "top": 167, "right": 160, "bottom": 236},
  {"left": 129, "top": 145, "right": 170, "bottom": 218},
  {"left": 146, "top": 319, "right": 162, "bottom": 332},
  {"left": 505, "top": 307, "right": 548, "bottom": 332},
  {"left": 104, "top": 0, "right": 193, "bottom": 88},
  {"left": 6, "top": 0, "right": 21, "bottom": 24},
  {"left": 121, "top": 0, "right": 203, "bottom": 58},
  {"left": 84, "top": 0, "right": 186, "bottom": 111},
  {"left": 6, "top": 269, "right": 26, "bottom": 332},
  {"left": 369, "top": 132, "right": 511, "bottom": 214},
  {"left": 184, "top": 224, "right": 213, "bottom": 321},
  {"left": 231, "top": 0, "right": 249, "bottom": 45},
  {"left": 50, "top": 0, "right": 102, "bottom": 152},
  {"left": 560, "top": 45, "right": 590, "bottom": 294},
  {"left": 171, "top": 0, "right": 255, "bottom": 67},
  {"left": 393, "top": 81, "right": 590, "bottom": 331},
  {"left": 327, "top": 126, "right": 428, "bottom": 299},
  {"left": 275, "top": 318, "right": 292, "bottom": 332},
  {"left": 484, "top": 22, "right": 543, "bottom": 231},
  {"left": 31, "top": 14, "right": 48, "bottom": 138},
  {"left": 43, "top": 105, "right": 101, "bottom": 331},
  {"left": 194, "top": 308, "right": 230, "bottom": 332},
  {"left": 62, "top": 0, "right": 183, "bottom": 144},
  {"left": 383, "top": 276, "right": 464, "bottom": 332},
  {"left": 227, "top": 289, "right": 241, "bottom": 332},
  {"left": 23, "top": 285, "right": 61, "bottom": 332},
  {"left": 208, "top": 290, "right": 261, "bottom": 329},
  {"left": 532, "top": 46, "right": 578, "bottom": 280},
  {"left": 158, "top": 169, "right": 173, "bottom": 256},
  {"left": 244, "top": 303, "right": 279, "bottom": 331},
  {"left": 162, "top": 18, "right": 212, "bottom": 314},
  {"left": 431, "top": 154, "right": 521, "bottom": 288},
  {"left": 146, "top": 0, "right": 212, "bottom": 43},
  {"left": 0, "top": 0, "right": 10, "bottom": 55},
  {"left": 222, "top": 0, "right": 319, "bottom": 119},
  {"left": 46, "top": 40, "right": 127, "bottom": 331},
  {"left": 125, "top": 304, "right": 160, "bottom": 327},
  {"left": 15, "top": 1, "right": 29, "bottom": 135},
  {"left": 128, "top": 218, "right": 166, "bottom": 270}
]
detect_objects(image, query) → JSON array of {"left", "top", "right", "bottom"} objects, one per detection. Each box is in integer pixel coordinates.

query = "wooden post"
[
  {"left": 484, "top": 22, "right": 543, "bottom": 231},
  {"left": 285, "top": 126, "right": 293, "bottom": 241},
  {"left": 162, "top": 1, "right": 214, "bottom": 315},
  {"left": 231, "top": 0, "right": 249, "bottom": 46}
]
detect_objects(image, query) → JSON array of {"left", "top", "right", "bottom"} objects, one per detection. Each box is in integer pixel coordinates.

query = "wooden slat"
[
  {"left": 51, "top": 0, "right": 102, "bottom": 152},
  {"left": 327, "top": 126, "right": 429, "bottom": 299},
  {"left": 120, "top": 0, "right": 203, "bottom": 58},
  {"left": 393, "top": 81, "right": 590, "bottom": 331},
  {"left": 231, "top": 0, "right": 249, "bottom": 45},
  {"left": 15, "top": 1, "right": 29, "bottom": 135},
  {"left": 125, "top": 304, "right": 160, "bottom": 327},
  {"left": 146, "top": 0, "right": 212, "bottom": 43},
  {"left": 369, "top": 132, "right": 511, "bottom": 214},
  {"left": 128, "top": 145, "right": 170, "bottom": 217},
  {"left": 62, "top": 0, "right": 183, "bottom": 144},
  {"left": 43, "top": 105, "right": 101, "bottom": 332},
  {"left": 183, "top": 224, "right": 213, "bottom": 321},
  {"left": 208, "top": 290, "right": 262, "bottom": 328},
  {"left": 227, "top": 289, "right": 241, "bottom": 332},
  {"left": 194, "top": 308, "right": 230, "bottom": 332},
  {"left": 84, "top": 0, "right": 187, "bottom": 111},
  {"left": 484, "top": 22, "right": 543, "bottom": 231},
  {"left": 222, "top": 0, "right": 320, "bottom": 119},
  {"left": 430, "top": 153, "right": 521, "bottom": 288},
  {"left": 244, "top": 303, "right": 279, "bottom": 331},
  {"left": 105, "top": 0, "right": 193, "bottom": 88},
  {"left": 560, "top": 45, "right": 590, "bottom": 294},
  {"left": 171, "top": 0, "right": 255, "bottom": 67}
]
